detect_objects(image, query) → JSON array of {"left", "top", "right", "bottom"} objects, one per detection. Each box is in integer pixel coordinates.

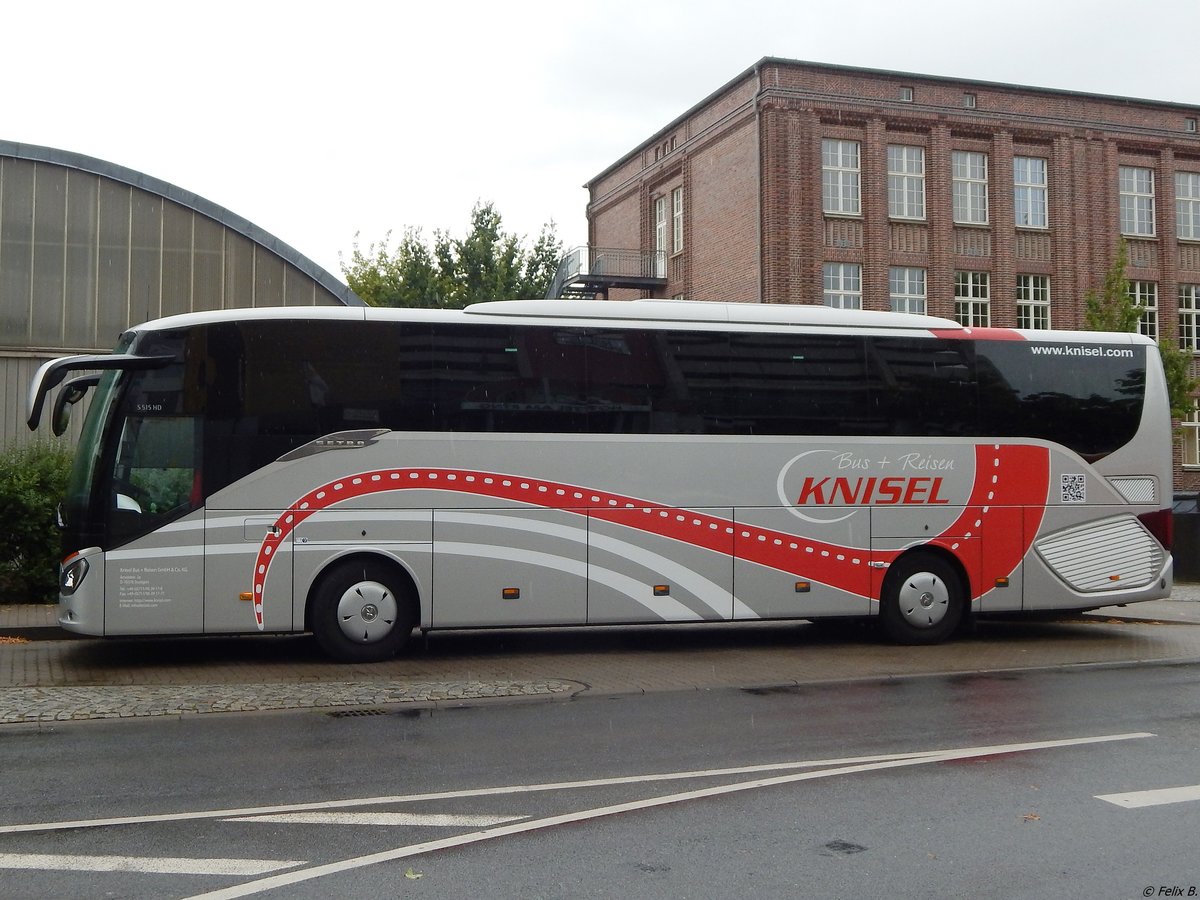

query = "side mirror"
[{"left": 51, "top": 374, "right": 101, "bottom": 436}]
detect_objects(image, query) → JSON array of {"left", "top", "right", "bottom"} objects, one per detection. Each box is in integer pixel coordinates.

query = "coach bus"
[{"left": 27, "top": 300, "right": 1173, "bottom": 661}]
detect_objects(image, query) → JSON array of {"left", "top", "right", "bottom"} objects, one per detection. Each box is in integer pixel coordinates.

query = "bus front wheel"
[
  {"left": 879, "top": 553, "right": 965, "bottom": 645},
  {"left": 310, "top": 559, "right": 417, "bottom": 663}
]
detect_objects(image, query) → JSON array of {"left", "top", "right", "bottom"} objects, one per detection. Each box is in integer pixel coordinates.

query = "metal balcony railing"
[{"left": 545, "top": 246, "right": 668, "bottom": 299}]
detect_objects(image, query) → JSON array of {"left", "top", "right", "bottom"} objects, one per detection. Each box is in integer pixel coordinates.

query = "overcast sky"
[{"left": 5, "top": 0, "right": 1199, "bottom": 281}]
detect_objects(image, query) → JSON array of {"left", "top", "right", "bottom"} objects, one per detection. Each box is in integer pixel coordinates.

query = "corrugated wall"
[
  {"left": 0, "top": 148, "right": 362, "bottom": 447},
  {"left": 0, "top": 354, "right": 89, "bottom": 447}
]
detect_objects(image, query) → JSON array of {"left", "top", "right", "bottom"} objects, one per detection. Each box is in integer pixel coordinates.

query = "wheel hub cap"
[
  {"left": 898, "top": 573, "right": 950, "bottom": 628},
  {"left": 336, "top": 581, "right": 398, "bottom": 643}
]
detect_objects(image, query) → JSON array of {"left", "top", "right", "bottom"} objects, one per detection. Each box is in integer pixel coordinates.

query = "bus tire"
[
  {"left": 310, "top": 558, "right": 417, "bottom": 663},
  {"left": 879, "top": 553, "right": 965, "bottom": 645}
]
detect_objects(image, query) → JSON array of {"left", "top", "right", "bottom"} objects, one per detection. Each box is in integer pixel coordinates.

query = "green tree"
[
  {"left": 1083, "top": 237, "right": 1197, "bottom": 420},
  {"left": 341, "top": 202, "right": 561, "bottom": 309},
  {"left": 1083, "top": 237, "right": 1140, "bottom": 332},
  {"left": 340, "top": 228, "right": 452, "bottom": 309},
  {"left": 1159, "top": 338, "right": 1198, "bottom": 421}
]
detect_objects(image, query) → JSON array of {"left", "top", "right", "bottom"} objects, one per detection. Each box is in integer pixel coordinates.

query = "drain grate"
[{"left": 327, "top": 708, "right": 390, "bottom": 718}]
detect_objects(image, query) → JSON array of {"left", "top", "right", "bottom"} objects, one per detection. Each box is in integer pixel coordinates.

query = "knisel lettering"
[{"left": 795, "top": 476, "right": 950, "bottom": 505}]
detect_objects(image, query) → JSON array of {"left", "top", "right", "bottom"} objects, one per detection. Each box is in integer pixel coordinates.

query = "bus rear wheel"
[
  {"left": 311, "top": 559, "right": 417, "bottom": 663},
  {"left": 880, "top": 553, "right": 965, "bottom": 645}
]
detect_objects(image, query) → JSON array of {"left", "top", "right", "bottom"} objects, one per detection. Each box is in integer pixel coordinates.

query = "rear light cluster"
[{"left": 1137, "top": 509, "right": 1173, "bottom": 552}]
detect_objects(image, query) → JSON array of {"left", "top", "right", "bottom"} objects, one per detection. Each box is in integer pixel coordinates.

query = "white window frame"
[
  {"left": 671, "top": 187, "right": 684, "bottom": 254},
  {"left": 1184, "top": 400, "right": 1200, "bottom": 467},
  {"left": 887, "top": 146, "right": 926, "bottom": 220},
  {"left": 888, "top": 267, "right": 927, "bottom": 314},
  {"left": 954, "top": 271, "right": 990, "bottom": 326},
  {"left": 1013, "top": 157, "right": 1048, "bottom": 229},
  {"left": 1119, "top": 166, "right": 1156, "bottom": 237},
  {"left": 822, "top": 139, "right": 861, "bottom": 216},
  {"left": 1131, "top": 280, "right": 1158, "bottom": 340},
  {"left": 823, "top": 262, "right": 862, "bottom": 309},
  {"left": 1016, "top": 275, "right": 1051, "bottom": 329},
  {"left": 1177, "top": 172, "right": 1200, "bottom": 241},
  {"left": 653, "top": 196, "right": 667, "bottom": 278},
  {"left": 1180, "top": 284, "right": 1200, "bottom": 352},
  {"left": 952, "top": 151, "right": 989, "bottom": 225}
]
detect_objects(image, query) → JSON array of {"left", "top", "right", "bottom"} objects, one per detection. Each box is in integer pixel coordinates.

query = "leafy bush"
[{"left": 0, "top": 442, "right": 72, "bottom": 603}]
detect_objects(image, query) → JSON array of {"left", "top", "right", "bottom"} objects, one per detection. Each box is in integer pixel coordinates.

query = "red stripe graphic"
[{"left": 251, "top": 444, "right": 1050, "bottom": 629}]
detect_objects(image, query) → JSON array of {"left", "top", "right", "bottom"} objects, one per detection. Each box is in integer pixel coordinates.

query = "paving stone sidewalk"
[{"left": 2, "top": 592, "right": 1199, "bottom": 726}]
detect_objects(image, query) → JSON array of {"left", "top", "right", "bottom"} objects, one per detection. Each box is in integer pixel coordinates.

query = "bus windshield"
[{"left": 63, "top": 330, "right": 201, "bottom": 551}]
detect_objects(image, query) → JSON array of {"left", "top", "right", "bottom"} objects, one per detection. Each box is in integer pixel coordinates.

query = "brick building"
[{"left": 579, "top": 58, "right": 1200, "bottom": 489}]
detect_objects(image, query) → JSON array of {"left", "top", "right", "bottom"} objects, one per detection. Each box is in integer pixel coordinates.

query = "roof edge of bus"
[
  {"left": 125, "top": 305, "right": 369, "bottom": 332},
  {"left": 117, "top": 301, "right": 1159, "bottom": 345},
  {"left": 463, "top": 299, "right": 963, "bottom": 330}
]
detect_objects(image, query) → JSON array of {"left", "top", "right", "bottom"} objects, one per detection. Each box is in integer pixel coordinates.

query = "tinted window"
[
  {"left": 975, "top": 340, "right": 1144, "bottom": 457},
  {"left": 102, "top": 330, "right": 201, "bottom": 547},
  {"left": 428, "top": 323, "right": 589, "bottom": 433},
  {"left": 729, "top": 333, "right": 874, "bottom": 434},
  {"left": 869, "top": 338, "right": 980, "bottom": 436},
  {"left": 192, "top": 321, "right": 1149, "bottom": 496}
]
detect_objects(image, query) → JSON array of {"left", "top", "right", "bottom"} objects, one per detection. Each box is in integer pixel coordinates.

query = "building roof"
[
  {"left": 0, "top": 138, "right": 364, "bottom": 307},
  {"left": 586, "top": 57, "right": 1200, "bottom": 189}
]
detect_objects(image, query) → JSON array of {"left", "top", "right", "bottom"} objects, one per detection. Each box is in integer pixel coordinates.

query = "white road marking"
[
  {"left": 0, "top": 854, "right": 303, "bottom": 876},
  {"left": 181, "top": 732, "right": 1154, "bottom": 899},
  {"left": 1096, "top": 784, "right": 1200, "bottom": 809},
  {"left": 227, "top": 812, "right": 525, "bottom": 827},
  {"left": 0, "top": 733, "right": 1152, "bottom": 836}
]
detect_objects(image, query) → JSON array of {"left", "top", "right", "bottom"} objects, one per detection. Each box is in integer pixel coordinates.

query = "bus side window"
[
  {"left": 868, "top": 338, "right": 979, "bottom": 436},
  {"left": 113, "top": 416, "right": 199, "bottom": 515}
]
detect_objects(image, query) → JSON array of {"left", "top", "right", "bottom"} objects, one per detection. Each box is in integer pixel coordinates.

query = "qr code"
[{"left": 1061, "top": 474, "right": 1086, "bottom": 503}]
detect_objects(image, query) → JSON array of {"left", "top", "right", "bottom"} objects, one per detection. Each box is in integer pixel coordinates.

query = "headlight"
[{"left": 60, "top": 555, "right": 89, "bottom": 595}]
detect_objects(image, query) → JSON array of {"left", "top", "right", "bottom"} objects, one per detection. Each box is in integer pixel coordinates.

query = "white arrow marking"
[
  {"left": 0, "top": 732, "right": 1153, "bottom": 836},
  {"left": 183, "top": 732, "right": 1154, "bottom": 900},
  {"left": 1096, "top": 784, "right": 1200, "bottom": 808},
  {"left": 0, "top": 854, "right": 303, "bottom": 876}
]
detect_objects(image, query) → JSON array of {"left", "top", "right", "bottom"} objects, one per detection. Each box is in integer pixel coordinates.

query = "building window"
[
  {"left": 671, "top": 187, "right": 684, "bottom": 254},
  {"left": 822, "top": 139, "right": 861, "bottom": 216},
  {"left": 654, "top": 196, "right": 667, "bottom": 278},
  {"left": 1016, "top": 275, "right": 1051, "bottom": 329},
  {"left": 900, "top": 86, "right": 914, "bottom": 102},
  {"left": 1178, "top": 172, "right": 1200, "bottom": 241},
  {"left": 954, "top": 271, "right": 990, "bottom": 326},
  {"left": 1014, "top": 157, "right": 1048, "bottom": 229},
  {"left": 1180, "top": 285, "right": 1200, "bottom": 352},
  {"left": 1119, "top": 166, "right": 1156, "bottom": 237},
  {"left": 887, "top": 146, "right": 926, "bottom": 220},
  {"left": 889, "top": 267, "right": 927, "bottom": 313},
  {"left": 1131, "top": 281, "right": 1158, "bottom": 340},
  {"left": 1184, "top": 401, "right": 1200, "bottom": 467},
  {"left": 823, "top": 263, "right": 862, "bottom": 309},
  {"left": 952, "top": 151, "right": 989, "bottom": 225},
  {"left": 1188, "top": 118, "right": 1198, "bottom": 134},
  {"left": 963, "top": 93, "right": 977, "bottom": 109}
]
